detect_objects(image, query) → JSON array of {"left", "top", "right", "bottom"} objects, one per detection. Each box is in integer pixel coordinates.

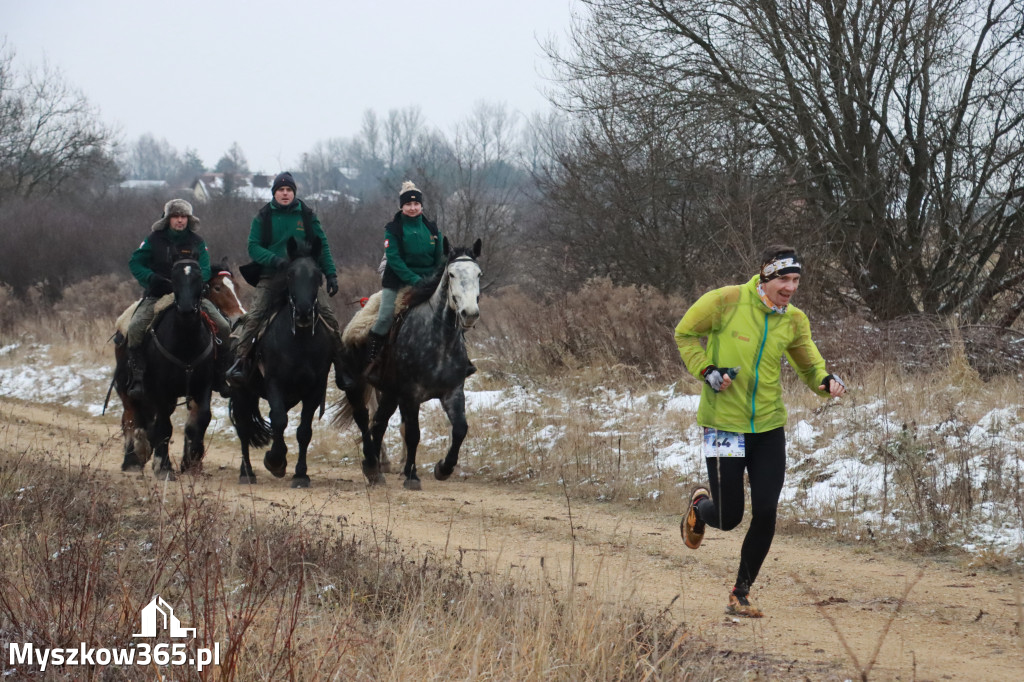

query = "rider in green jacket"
[
  {"left": 225, "top": 172, "right": 346, "bottom": 388},
  {"left": 675, "top": 245, "right": 846, "bottom": 618}
]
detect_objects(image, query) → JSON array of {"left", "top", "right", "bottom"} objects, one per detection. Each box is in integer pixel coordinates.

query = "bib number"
[{"left": 702, "top": 427, "right": 745, "bottom": 458}]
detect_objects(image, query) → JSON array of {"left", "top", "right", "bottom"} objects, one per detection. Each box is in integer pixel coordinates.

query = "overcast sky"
[{"left": 5, "top": 0, "right": 577, "bottom": 173}]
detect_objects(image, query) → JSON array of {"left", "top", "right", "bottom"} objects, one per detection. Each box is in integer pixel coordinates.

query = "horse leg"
[
  {"left": 434, "top": 389, "right": 468, "bottom": 481},
  {"left": 232, "top": 393, "right": 259, "bottom": 485},
  {"left": 290, "top": 399, "right": 318, "bottom": 489},
  {"left": 362, "top": 392, "right": 397, "bottom": 485},
  {"left": 398, "top": 400, "right": 422, "bottom": 490},
  {"left": 119, "top": 396, "right": 144, "bottom": 472},
  {"left": 181, "top": 394, "right": 211, "bottom": 474},
  {"left": 150, "top": 406, "right": 175, "bottom": 481},
  {"left": 263, "top": 388, "right": 289, "bottom": 478}
]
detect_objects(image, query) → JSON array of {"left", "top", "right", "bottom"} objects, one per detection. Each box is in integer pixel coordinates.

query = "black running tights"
[{"left": 695, "top": 426, "right": 786, "bottom": 593}]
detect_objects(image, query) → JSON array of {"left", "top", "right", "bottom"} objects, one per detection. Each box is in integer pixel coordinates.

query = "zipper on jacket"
[{"left": 750, "top": 313, "right": 770, "bottom": 432}]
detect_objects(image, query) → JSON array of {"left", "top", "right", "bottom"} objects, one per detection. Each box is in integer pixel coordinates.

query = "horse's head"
[
  {"left": 443, "top": 237, "right": 483, "bottom": 329},
  {"left": 205, "top": 259, "right": 246, "bottom": 325},
  {"left": 171, "top": 258, "right": 205, "bottom": 315},
  {"left": 285, "top": 236, "right": 324, "bottom": 329}
]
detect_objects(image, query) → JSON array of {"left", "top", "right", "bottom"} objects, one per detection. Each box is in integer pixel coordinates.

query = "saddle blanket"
[{"left": 114, "top": 295, "right": 175, "bottom": 336}]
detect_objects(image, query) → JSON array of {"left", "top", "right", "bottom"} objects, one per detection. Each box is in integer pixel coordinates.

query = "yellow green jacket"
[{"left": 675, "top": 275, "right": 830, "bottom": 433}]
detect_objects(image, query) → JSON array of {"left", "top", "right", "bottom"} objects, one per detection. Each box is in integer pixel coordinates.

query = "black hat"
[
  {"left": 399, "top": 180, "right": 423, "bottom": 206},
  {"left": 272, "top": 171, "right": 297, "bottom": 194}
]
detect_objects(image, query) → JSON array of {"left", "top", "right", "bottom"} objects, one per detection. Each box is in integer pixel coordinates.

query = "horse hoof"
[
  {"left": 379, "top": 461, "right": 392, "bottom": 474},
  {"left": 121, "top": 464, "right": 143, "bottom": 473},
  {"left": 290, "top": 477, "right": 310, "bottom": 489},
  {"left": 263, "top": 452, "right": 287, "bottom": 478},
  {"left": 433, "top": 460, "right": 453, "bottom": 481},
  {"left": 403, "top": 478, "right": 422, "bottom": 491},
  {"left": 362, "top": 461, "right": 385, "bottom": 486},
  {"left": 239, "top": 474, "right": 257, "bottom": 485}
]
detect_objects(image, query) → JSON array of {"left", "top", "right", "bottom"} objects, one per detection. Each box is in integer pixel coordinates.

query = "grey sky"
[{"left": 5, "top": 0, "right": 576, "bottom": 173}]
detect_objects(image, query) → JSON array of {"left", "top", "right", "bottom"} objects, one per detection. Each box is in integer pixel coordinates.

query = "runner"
[{"left": 674, "top": 245, "right": 846, "bottom": 617}]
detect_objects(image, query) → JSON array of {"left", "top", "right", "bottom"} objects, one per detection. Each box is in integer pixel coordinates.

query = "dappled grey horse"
[{"left": 336, "top": 238, "right": 482, "bottom": 490}]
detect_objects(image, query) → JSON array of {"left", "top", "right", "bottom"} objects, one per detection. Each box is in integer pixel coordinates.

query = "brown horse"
[{"left": 205, "top": 258, "right": 246, "bottom": 326}]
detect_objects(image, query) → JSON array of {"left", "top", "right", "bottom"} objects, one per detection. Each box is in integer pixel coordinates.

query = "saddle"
[
  {"left": 341, "top": 286, "right": 412, "bottom": 348},
  {"left": 114, "top": 295, "right": 175, "bottom": 338}
]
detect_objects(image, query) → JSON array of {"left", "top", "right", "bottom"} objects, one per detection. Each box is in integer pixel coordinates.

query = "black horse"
[
  {"left": 229, "top": 237, "right": 333, "bottom": 488},
  {"left": 335, "top": 238, "right": 482, "bottom": 490},
  {"left": 114, "top": 258, "right": 217, "bottom": 479}
]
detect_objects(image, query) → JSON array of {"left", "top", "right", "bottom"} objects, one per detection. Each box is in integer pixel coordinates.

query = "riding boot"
[
  {"left": 364, "top": 332, "right": 387, "bottom": 384},
  {"left": 127, "top": 347, "right": 147, "bottom": 402},
  {"left": 213, "top": 345, "right": 234, "bottom": 398},
  {"left": 224, "top": 339, "right": 250, "bottom": 389}
]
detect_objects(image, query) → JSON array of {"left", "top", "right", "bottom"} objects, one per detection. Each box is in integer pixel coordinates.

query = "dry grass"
[
  {"left": 0, "top": 449, "right": 769, "bottom": 681},
  {"left": 5, "top": 278, "right": 1023, "bottom": 561}
]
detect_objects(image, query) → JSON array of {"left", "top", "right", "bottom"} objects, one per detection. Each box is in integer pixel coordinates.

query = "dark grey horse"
[
  {"left": 229, "top": 237, "right": 333, "bottom": 488},
  {"left": 336, "top": 238, "right": 482, "bottom": 490}
]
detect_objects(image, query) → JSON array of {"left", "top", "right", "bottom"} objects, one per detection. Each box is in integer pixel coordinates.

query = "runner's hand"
[
  {"left": 702, "top": 365, "right": 739, "bottom": 392},
  {"left": 819, "top": 373, "right": 846, "bottom": 397}
]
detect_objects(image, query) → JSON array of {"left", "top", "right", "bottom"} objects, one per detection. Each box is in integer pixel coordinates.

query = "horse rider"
[
  {"left": 126, "top": 199, "right": 232, "bottom": 402},
  {"left": 225, "top": 171, "right": 348, "bottom": 388}
]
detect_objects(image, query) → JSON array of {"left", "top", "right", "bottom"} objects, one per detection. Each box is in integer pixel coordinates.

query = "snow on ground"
[{"left": 2, "top": 341, "right": 1022, "bottom": 559}]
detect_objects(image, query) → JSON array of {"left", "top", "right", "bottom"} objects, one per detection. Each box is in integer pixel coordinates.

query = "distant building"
[
  {"left": 190, "top": 172, "right": 274, "bottom": 203},
  {"left": 119, "top": 179, "right": 168, "bottom": 191}
]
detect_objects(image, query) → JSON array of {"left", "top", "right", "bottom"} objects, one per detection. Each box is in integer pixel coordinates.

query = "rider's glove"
[
  {"left": 326, "top": 274, "right": 339, "bottom": 297},
  {"left": 702, "top": 365, "right": 739, "bottom": 392},
  {"left": 150, "top": 274, "right": 173, "bottom": 296}
]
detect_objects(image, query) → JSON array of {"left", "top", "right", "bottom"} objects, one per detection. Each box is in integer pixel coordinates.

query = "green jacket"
[
  {"left": 674, "top": 275, "right": 830, "bottom": 433},
  {"left": 130, "top": 227, "right": 210, "bottom": 294},
  {"left": 247, "top": 199, "right": 336, "bottom": 279},
  {"left": 382, "top": 213, "right": 443, "bottom": 288}
]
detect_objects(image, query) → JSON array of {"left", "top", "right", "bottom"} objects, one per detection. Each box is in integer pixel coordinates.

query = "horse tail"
[
  {"left": 229, "top": 396, "right": 272, "bottom": 448},
  {"left": 331, "top": 384, "right": 375, "bottom": 430}
]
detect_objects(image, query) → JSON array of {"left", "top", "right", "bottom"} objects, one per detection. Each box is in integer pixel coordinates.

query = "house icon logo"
[{"left": 133, "top": 595, "right": 196, "bottom": 638}]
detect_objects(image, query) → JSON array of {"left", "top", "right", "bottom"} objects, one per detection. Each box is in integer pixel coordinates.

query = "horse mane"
[
  {"left": 403, "top": 245, "right": 478, "bottom": 310},
  {"left": 264, "top": 238, "right": 321, "bottom": 306}
]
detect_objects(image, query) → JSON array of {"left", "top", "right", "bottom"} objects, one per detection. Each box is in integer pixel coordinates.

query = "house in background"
[{"left": 190, "top": 172, "right": 274, "bottom": 203}]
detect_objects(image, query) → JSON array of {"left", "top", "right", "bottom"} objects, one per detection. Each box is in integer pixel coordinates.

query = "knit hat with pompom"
[{"left": 399, "top": 180, "right": 423, "bottom": 207}]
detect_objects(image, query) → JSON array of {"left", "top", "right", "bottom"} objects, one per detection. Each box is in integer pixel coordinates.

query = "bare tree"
[
  {"left": 0, "top": 44, "right": 115, "bottom": 202},
  {"left": 215, "top": 142, "right": 249, "bottom": 197},
  {"left": 552, "top": 0, "right": 1024, "bottom": 322},
  {"left": 123, "top": 133, "right": 182, "bottom": 181}
]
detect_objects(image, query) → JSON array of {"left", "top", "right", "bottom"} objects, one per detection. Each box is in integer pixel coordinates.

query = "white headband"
[{"left": 761, "top": 257, "right": 801, "bottom": 280}]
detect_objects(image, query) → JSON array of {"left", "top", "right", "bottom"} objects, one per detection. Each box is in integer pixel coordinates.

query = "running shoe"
[
  {"left": 726, "top": 587, "right": 764, "bottom": 618},
  {"left": 680, "top": 486, "right": 711, "bottom": 549}
]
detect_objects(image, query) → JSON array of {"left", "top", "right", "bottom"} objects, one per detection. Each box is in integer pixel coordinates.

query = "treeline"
[{"left": 3, "top": 1, "right": 1024, "bottom": 328}]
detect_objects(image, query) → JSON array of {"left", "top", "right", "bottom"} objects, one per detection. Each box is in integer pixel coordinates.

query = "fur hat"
[
  {"left": 272, "top": 171, "right": 297, "bottom": 194},
  {"left": 399, "top": 180, "right": 423, "bottom": 207},
  {"left": 151, "top": 198, "right": 200, "bottom": 231}
]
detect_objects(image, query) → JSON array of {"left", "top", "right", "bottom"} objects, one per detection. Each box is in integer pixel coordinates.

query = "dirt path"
[{"left": 3, "top": 397, "right": 1022, "bottom": 680}]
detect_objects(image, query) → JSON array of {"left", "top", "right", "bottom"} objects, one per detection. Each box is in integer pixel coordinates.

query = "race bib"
[{"left": 703, "top": 427, "right": 746, "bottom": 458}]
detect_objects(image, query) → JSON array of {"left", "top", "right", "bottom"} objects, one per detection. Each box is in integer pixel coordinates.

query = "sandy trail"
[{"left": 2, "top": 397, "right": 1022, "bottom": 680}]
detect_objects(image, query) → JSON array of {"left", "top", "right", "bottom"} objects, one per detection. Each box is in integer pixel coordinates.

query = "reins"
[{"left": 148, "top": 326, "right": 215, "bottom": 405}]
